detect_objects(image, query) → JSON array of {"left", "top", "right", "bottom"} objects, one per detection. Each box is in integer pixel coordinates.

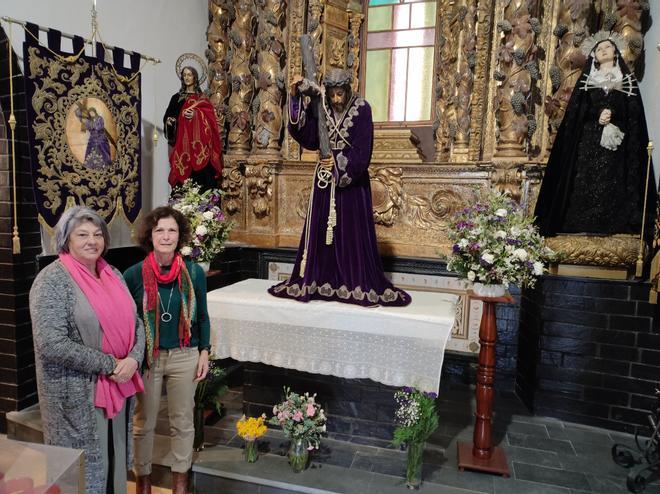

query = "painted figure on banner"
[
  {"left": 268, "top": 68, "right": 411, "bottom": 307},
  {"left": 164, "top": 54, "right": 223, "bottom": 191},
  {"left": 67, "top": 98, "right": 117, "bottom": 170},
  {"left": 535, "top": 31, "right": 656, "bottom": 238}
]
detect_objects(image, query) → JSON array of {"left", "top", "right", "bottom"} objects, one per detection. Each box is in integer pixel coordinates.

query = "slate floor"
[{"left": 159, "top": 383, "right": 660, "bottom": 494}]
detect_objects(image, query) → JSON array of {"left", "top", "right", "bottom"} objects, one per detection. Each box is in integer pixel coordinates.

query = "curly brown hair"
[{"left": 134, "top": 206, "right": 192, "bottom": 252}]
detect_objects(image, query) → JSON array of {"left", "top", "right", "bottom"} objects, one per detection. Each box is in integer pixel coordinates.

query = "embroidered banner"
[{"left": 22, "top": 23, "right": 142, "bottom": 228}]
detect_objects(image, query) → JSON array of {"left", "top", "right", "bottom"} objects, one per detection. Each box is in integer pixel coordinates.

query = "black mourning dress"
[{"left": 535, "top": 47, "right": 656, "bottom": 238}]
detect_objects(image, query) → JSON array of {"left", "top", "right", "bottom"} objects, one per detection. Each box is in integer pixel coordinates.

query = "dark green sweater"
[{"left": 123, "top": 259, "right": 210, "bottom": 351}]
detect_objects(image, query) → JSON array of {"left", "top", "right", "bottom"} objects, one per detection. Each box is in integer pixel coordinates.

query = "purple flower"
[
  {"left": 468, "top": 243, "right": 481, "bottom": 252},
  {"left": 452, "top": 244, "right": 461, "bottom": 253},
  {"left": 216, "top": 211, "right": 225, "bottom": 221},
  {"left": 403, "top": 386, "right": 415, "bottom": 394},
  {"left": 423, "top": 391, "right": 438, "bottom": 399},
  {"left": 192, "top": 246, "right": 201, "bottom": 258}
]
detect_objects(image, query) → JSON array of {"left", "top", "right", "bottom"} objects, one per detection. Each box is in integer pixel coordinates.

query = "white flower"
[
  {"left": 495, "top": 230, "right": 506, "bottom": 239},
  {"left": 458, "top": 238, "right": 469, "bottom": 248},
  {"left": 495, "top": 208, "right": 508, "bottom": 217},
  {"left": 180, "top": 246, "right": 192, "bottom": 256},
  {"left": 481, "top": 252, "right": 495, "bottom": 264},
  {"left": 203, "top": 211, "right": 214, "bottom": 220},
  {"left": 195, "top": 225, "right": 208, "bottom": 236},
  {"left": 467, "top": 271, "right": 476, "bottom": 281},
  {"left": 510, "top": 226, "right": 521, "bottom": 237},
  {"left": 533, "top": 261, "right": 544, "bottom": 276},
  {"left": 513, "top": 248, "right": 528, "bottom": 261}
]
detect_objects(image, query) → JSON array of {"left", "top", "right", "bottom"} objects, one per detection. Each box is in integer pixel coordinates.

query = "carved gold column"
[
  {"left": 453, "top": 0, "right": 478, "bottom": 161},
  {"left": 253, "top": 0, "right": 286, "bottom": 154},
  {"left": 208, "top": 0, "right": 234, "bottom": 140},
  {"left": 540, "top": 0, "right": 590, "bottom": 158},
  {"left": 227, "top": 0, "right": 256, "bottom": 154},
  {"left": 307, "top": 0, "right": 325, "bottom": 75},
  {"left": 493, "top": 0, "right": 541, "bottom": 158},
  {"left": 468, "top": 0, "right": 494, "bottom": 162},
  {"left": 222, "top": 158, "right": 245, "bottom": 222},
  {"left": 282, "top": 0, "right": 305, "bottom": 160},
  {"left": 434, "top": 0, "right": 460, "bottom": 162},
  {"left": 347, "top": 9, "right": 364, "bottom": 94},
  {"left": 613, "top": 0, "right": 648, "bottom": 72}
]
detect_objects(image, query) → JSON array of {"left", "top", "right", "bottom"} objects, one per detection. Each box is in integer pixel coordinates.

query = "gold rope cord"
[{"left": 7, "top": 22, "right": 20, "bottom": 254}]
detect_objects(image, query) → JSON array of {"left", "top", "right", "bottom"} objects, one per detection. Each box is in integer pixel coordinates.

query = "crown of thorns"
[
  {"left": 323, "top": 68, "right": 352, "bottom": 88},
  {"left": 580, "top": 30, "right": 626, "bottom": 57}
]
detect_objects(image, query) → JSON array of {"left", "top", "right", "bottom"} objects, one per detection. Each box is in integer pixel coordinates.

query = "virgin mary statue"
[{"left": 535, "top": 31, "right": 656, "bottom": 238}]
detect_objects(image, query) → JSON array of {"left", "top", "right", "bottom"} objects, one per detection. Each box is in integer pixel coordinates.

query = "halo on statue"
[
  {"left": 175, "top": 53, "right": 208, "bottom": 87},
  {"left": 580, "top": 30, "right": 627, "bottom": 57}
]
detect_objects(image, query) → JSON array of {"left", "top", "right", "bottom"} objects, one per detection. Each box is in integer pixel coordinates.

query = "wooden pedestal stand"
[{"left": 457, "top": 292, "right": 512, "bottom": 477}]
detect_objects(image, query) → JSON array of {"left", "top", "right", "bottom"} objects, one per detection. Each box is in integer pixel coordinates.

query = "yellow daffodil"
[{"left": 236, "top": 414, "right": 268, "bottom": 441}]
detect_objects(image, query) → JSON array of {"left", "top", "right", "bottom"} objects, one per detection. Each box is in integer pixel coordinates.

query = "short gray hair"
[{"left": 54, "top": 206, "right": 110, "bottom": 256}]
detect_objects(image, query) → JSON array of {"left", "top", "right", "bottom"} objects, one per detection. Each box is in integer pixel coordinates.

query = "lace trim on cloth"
[
  {"left": 601, "top": 123, "right": 625, "bottom": 150},
  {"left": 210, "top": 318, "right": 444, "bottom": 391},
  {"left": 271, "top": 279, "right": 404, "bottom": 303}
]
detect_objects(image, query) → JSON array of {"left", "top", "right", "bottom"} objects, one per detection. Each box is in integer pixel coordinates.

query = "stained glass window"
[{"left": 364, "top": 0, "right": 436, "bottom": 122}]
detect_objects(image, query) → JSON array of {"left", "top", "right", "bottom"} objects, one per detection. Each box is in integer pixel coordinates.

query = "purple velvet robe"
[{"left": 268, "top": 95, "right": 411, "bottom": 307}]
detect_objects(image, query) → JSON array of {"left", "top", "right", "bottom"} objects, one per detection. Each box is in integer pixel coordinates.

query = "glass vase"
[
  {"left": 472, "top": 282, "right": 506, "bottom": 298},
  {"left": 288, "top": 438, "right": 310, "bottom": 473},
  {"left": 244, "top": 440, "right": 259, "bottom": 463},
  {"left": 406, "top": 441, "right": 424, "bottom": 490},
  {"left": 193, "top": 407, "right": 205, "bottom": 451}
]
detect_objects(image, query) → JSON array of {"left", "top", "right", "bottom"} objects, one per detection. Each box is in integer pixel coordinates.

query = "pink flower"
[
  {"left": 293, "top": 410, "right": 303, "bottom": 422},
  {"left": 306, "top": 403, "right": 316, "bottom": 417}
]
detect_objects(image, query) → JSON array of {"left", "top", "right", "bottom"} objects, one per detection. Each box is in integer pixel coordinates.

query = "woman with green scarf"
[{"left": 123, "top": 206, "right": 211, "bottom": 494}]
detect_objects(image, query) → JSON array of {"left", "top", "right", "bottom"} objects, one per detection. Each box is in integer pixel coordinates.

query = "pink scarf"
[{"left": 59, "top": 253, "right": 144, "bottom": 418}]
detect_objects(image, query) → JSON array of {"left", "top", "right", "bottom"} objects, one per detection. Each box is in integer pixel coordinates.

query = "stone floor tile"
[
  {"left": 350, "top": 450, "right": 406, "bottom": 476},
  {"left": 504, "top": 445, "right": 562, "bottom": 469},
  {"left": 512, "top": 463, "right": 591, "bottom": 491},
  {"left": 507, "top": 432, "right": 576, "bottom": 456},
  {"left": 493, "top": 477, "right": 571, "bottom": 494},
  {"left": 423, "top": 466, "right": 494, "bottom": 493},
  {"left": 547, "top": 423, "right": 615, "bottom": 446}
]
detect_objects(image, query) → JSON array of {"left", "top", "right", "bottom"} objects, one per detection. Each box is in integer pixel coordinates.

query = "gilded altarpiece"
[{"left": 209, "top": 0, "right": 652, "bottom": 264}]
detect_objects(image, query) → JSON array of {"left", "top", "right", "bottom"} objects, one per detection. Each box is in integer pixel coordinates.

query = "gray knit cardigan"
[{"left": 29, "top": 260, "right": 145, "bottom": 494}]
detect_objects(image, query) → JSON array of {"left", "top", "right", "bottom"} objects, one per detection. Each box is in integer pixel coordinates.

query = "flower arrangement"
[
  {"left": 268, "top": 387, "right": 327, "bottom": 450},
  {"left": 392, "top": 387, "right": 439, "bottom": 447},
  {"left": 446, "top": 190, "right": 553, "bottom": 289},
  {"left": 392, "top": 387, "right": 439, "bottom": 489},
  {"left": 194, "top": 359, "right": 229, "bottom": 415},
  {"left": 236, "top": 414, "right": 268, "bottom": 463},
  {"left": 236, "top": 414, "right": 268, "bottom": 441},
  {"left": 169, "top": 179, "right": 234, "bottom": 263}
]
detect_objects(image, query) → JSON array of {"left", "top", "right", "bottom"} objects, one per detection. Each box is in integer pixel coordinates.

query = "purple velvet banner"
[{"left": 22, "top": 22, "right": 142, "bottom": 228}]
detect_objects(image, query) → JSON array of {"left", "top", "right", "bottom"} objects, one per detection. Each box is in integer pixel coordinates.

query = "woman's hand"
[
  {"left": 194, "top": 349, "right": 210, "bottom": 383},
  {"left": 110, "top": 357, "right": 138, "bottom": 384},
  {"left": 599, "top": 109, "right": 612, "bottom": 125},
  {"left": 184, "top": 108, "right": 194, "bottom": 120}
]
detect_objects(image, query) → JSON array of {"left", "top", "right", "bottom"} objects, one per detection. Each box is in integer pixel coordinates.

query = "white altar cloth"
[{"left": 207, "top": 278, "right": 458, "bottom": 392}]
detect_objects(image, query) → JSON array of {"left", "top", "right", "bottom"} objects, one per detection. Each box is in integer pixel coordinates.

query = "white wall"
[
  {"left": 638, "top": 1, "right": 660, "bottom": 183},
  {"left": 2, "top": 0, "right": 208, "bottom": 247}
]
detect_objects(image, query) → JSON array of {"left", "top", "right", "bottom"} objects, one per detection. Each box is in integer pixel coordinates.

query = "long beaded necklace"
[{"left": 158, "top": 284, "right": 175, "bottom": 323}]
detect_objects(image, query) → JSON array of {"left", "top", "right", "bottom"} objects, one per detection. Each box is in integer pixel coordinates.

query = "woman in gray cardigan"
[{"left": 29, "top": 207, "right": 145, "bottom": 494}]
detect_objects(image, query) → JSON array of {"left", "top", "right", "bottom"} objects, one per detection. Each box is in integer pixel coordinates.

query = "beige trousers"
[{"left": 133, "top": 347, "right": 199, "bottom": 475}]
